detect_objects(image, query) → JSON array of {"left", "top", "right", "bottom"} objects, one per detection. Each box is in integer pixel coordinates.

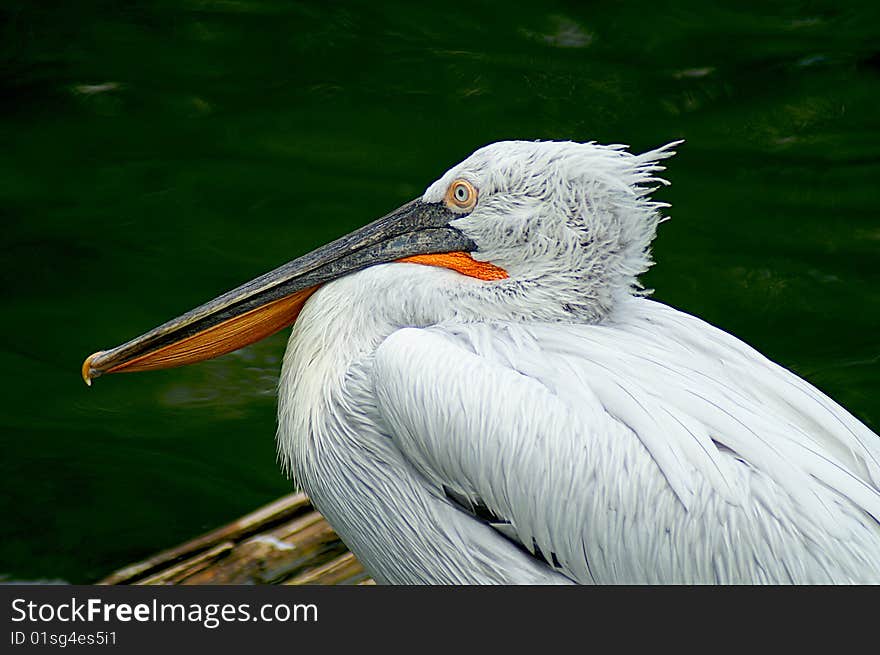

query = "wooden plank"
[
  {"left": 284, "top": 552, "right": 370, "bottom": 586},
  {"left": 135, "top": 542, "right": 235, "bottom": 585},
  {"left": 98, "top": 493, "right": 373, "bottom": 585},
  {"left": 99, "top": 492, "right": 311, "bottom": 584}
]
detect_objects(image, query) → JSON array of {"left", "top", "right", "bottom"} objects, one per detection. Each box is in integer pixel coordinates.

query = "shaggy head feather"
[{"left": 423, "top": 140, "right": 681, "bottom": 323}]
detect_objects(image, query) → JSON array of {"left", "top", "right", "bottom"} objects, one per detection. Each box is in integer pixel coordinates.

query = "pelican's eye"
[{"left": 445, "top": 179, "right": 478, "bottom": 212}]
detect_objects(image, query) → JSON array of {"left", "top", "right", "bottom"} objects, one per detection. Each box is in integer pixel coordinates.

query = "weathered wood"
[
  {"left": 98, "top": 493, "right": 372, "bottom": 585},
  {"left": 284, "top": 552, "right": 371, "bottom": 586},
  {"left": 135, "top": 542, "right": 236, "bottom": 586}
]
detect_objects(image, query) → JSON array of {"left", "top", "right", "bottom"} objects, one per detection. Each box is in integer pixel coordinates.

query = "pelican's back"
[{"left": 372, "top": 296, "right": 880, "bottom": 583}]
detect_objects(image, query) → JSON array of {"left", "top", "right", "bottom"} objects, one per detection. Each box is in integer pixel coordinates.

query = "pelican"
[{"left": 83, "top": 140, "right": 880, "bottom": 584}]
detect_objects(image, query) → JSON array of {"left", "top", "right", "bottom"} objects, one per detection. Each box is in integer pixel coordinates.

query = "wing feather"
[{"left": 370, "top": 298, "right": 880, "bottom": 583}]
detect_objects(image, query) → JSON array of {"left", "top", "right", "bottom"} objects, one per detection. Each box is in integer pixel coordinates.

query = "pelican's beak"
[{"left": 82, "top": 199, "right": 507, "bottom": 385}]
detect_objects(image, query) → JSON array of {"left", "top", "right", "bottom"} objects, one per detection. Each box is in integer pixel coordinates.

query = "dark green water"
[{"left": 2, "top": 1, "right": 878, "bottom": 583}]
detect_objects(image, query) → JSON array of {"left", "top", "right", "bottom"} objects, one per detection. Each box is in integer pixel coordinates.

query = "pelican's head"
[
  {"left": 82, "top": 140, "right": 679, "bottom": 383},
  {"left": 423, "top": 140, "right": 679, "bottom": 322}
]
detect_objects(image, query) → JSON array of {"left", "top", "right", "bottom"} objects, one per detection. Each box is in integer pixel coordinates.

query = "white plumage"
[{"left": 275, "top": 140, "right": 880, "bottom": 584}]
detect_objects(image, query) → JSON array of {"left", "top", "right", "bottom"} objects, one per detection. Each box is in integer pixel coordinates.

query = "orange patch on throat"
[{"left": 397, "top": 252, "right": 508, "bottom": 281}]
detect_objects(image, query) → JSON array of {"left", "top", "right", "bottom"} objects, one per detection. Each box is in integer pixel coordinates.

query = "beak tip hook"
[{"left": 82, "top": 351, "right": 104, "bottom": 387}]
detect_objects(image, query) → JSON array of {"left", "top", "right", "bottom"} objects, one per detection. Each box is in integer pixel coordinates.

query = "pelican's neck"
[
  {"left": 276, "top": 259, "right": 636, "bottom": 480},
  {"left": 276, "top": 263, "right": 493, "bottom": 582},
  {"left": 276, "top": 263, "right": 462, "bottom": 478},
  {"left": 273, "top": 261, "right": 628, "bottom": 583}
]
